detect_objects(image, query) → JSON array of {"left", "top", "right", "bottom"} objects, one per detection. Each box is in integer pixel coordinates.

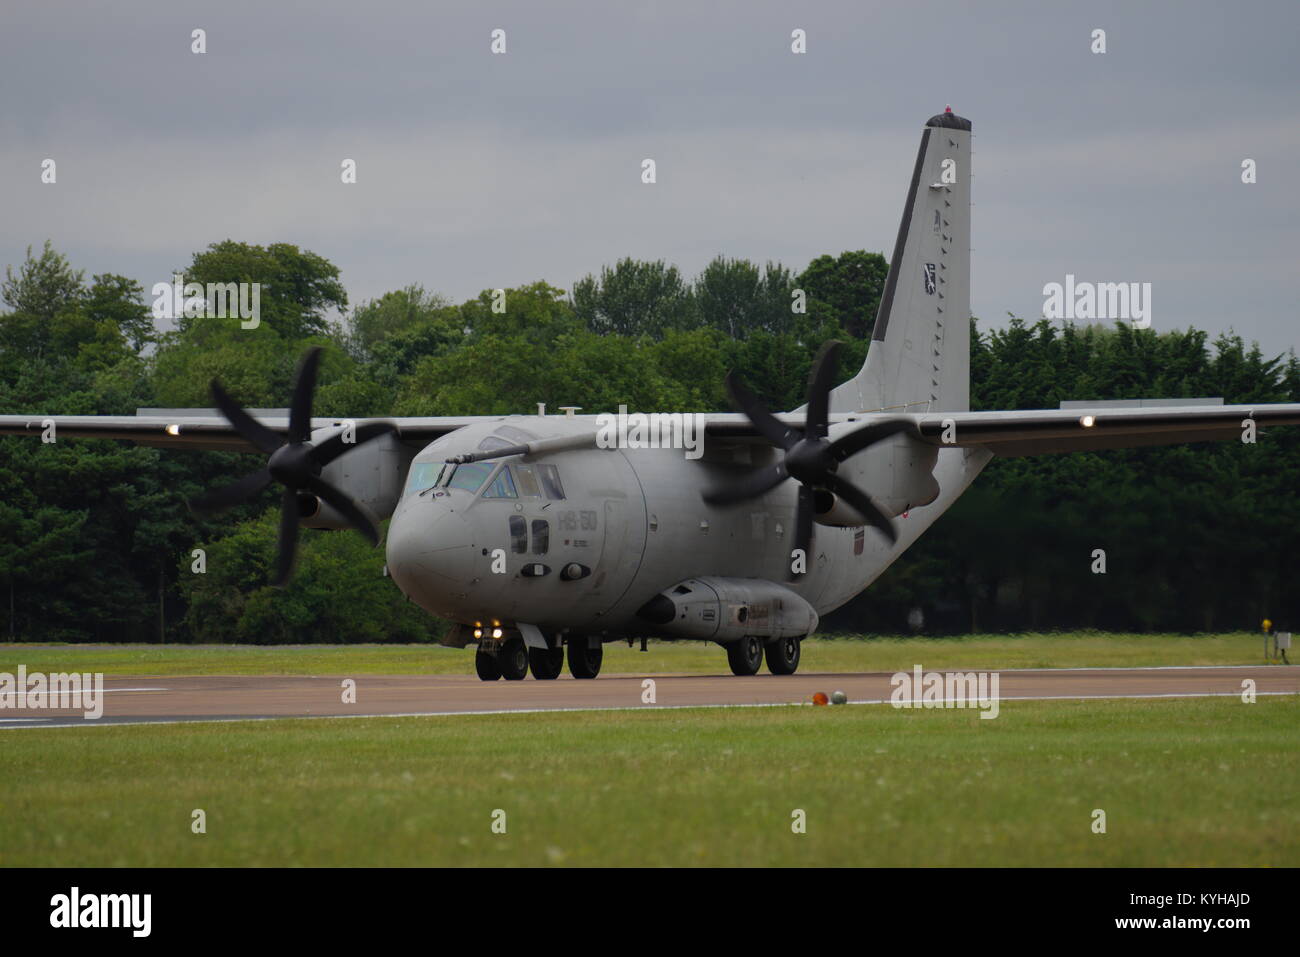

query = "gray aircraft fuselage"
[{"left": 385, "top": 415, "right": 990, "bottom": 641}]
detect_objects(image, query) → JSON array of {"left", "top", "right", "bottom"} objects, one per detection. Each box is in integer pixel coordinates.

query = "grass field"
[
  {"left": 0, "top": 631, "right": 1278, "bottom": 677},
  {"left": 2, "top": 695, "right": 1296, "bottom": 867}
]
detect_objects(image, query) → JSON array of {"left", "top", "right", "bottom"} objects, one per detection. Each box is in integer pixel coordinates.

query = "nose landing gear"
[
  {"left": 474, "top": 630, "right": 583, "bottom": 680},
  {"left": 475, "top": 646, "right": 502, "bottom": 681},
  {"left": 475, "top": 634, "right": 530, "bottom": 680}
]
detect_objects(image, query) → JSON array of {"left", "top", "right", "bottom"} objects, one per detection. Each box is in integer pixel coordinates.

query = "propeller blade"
[
  {"left": 725, "top": 372, "right": 800, "bottom": 450},
  {"left": 310, "top": 422, "right": 397, "bottom": 467},
  {"left": 803, "top": 340, "right": 842, "bottom": 440},
  {"left": 822, "top": 473, "right": 898, "bottom": 545},
  {"left": 190, "top": 468, "right": 273, "bottom": 512},
  {"left": 702, "top": 462, "right": 788, "bottom": 506},
  {"left": 308, "top": 477, "right": 380, "bottom": 546},
  {"left": 790, "top": 484, "right": 814, "bottom": 580},
  {"left": 288, "top": 347, "right": 323, "bottom": 444},
  {"left": 210, "top": 381, "right": 283, "bottom": 455},
  {"left": 828, "top": 418, "right": 918, "bottom": 462},
  {"left": 272, "top": 488, "right": 300, "bottom": 586}
]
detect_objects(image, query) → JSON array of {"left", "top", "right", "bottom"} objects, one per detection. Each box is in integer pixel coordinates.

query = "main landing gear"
[
  {"left": 475, "top": 633, "right": 603, "bottom": 680},
  {"left": 566, "top": 635, "right": 603, "bottom": 679},
  {"left": 725, "top": 636, "right": 803, "bottom": 676}
]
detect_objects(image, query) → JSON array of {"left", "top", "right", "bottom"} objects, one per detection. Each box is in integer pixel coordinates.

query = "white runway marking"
[{"left": 0, "top": 688, "right": 1294, "bottom": 730}]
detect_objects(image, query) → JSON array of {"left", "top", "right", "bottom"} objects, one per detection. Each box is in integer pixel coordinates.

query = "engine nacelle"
[
  {"left": 299, "top": 427, "right": 414, "bottom": 530},
  {"left": 824, "top": 426, "right": 941, "bottom": 519},
  {"left": 636, "top": 577, "right": 819, "bottom": 643}
]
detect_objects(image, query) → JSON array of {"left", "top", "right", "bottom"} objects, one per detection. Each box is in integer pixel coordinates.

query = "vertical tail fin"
[{"left": 832, "top": 110, "right": 972, "bottom": 415}]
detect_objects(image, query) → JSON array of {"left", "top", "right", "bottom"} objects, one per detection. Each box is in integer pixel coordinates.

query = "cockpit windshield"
[
  {"left": 445, "top": 461, "right": 495, "bottom": 493},
  {"left": 405, "top": 461, "right": 445, "bottom": 495}
]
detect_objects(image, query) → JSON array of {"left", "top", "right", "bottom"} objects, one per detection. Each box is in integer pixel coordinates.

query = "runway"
[{"left": 1, "top": 665, "right": 1296, "bottom": 728}]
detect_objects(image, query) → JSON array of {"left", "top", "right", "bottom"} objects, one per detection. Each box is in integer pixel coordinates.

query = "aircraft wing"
[
  {"left": 0, "top": 413, "right": 476, "bottom": 453},
  {"left": 911, "top": 403, "right": 1300, "bottom": 457}
]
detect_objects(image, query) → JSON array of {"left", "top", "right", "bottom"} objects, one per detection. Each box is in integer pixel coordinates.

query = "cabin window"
[
  {"left": 509, "top": 515, "right": 527, "bottom": 553},
  {"left": 482, "top": 466, "right": 518, "bottom": 499},
  {"left": 537, "top": 463, "right": 566, "bottom": 500},
  {"left": 446, "top": 462, "right": 493, "bottom": 493},
  {"left": 531, "top": 520, "right": 549, "bottom": 555}
]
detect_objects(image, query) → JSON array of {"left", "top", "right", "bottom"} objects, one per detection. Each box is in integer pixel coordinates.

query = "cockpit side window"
[
  {"left": 537, "top": 463, "right": 566, "bottom": 500},
  {"left": 481, "top": 465, "right": 518, "bottom": 499},
  {"left": 512, "top": 464, "right": 542, "bottom": 498},
  {"left": 446, "top": 462, "right": 494, "bottom": 493}
]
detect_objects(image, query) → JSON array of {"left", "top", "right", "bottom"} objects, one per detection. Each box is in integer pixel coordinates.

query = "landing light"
[
  {"left": 1080, "top": 415, "right": 1096, "bottom": 428},
  {"left": 473, "top": 628, "right": 483, "bottom": 639},
  {"left": 165, "top": 423, "right": 181, "bottom": 436},
  {"left": 491, "top": 628, "right": 503, "bottom": 639}
]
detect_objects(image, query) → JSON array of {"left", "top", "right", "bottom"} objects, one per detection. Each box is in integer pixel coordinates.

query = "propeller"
[
  {"left": 702, "top": 341, "right": 916, "bottom": 577},
  {"left": 192, "top": 347, "right": 396, "bottom": 585}
]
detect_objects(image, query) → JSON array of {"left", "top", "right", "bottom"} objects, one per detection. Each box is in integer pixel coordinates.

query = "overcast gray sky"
[{"left": 2, "top": 0, "right": 1297, "bottom": 356}]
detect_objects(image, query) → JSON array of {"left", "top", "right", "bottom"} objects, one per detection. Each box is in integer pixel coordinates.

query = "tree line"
[{"left": 1, "top": 240, "right": 1296, "bottom": 642}]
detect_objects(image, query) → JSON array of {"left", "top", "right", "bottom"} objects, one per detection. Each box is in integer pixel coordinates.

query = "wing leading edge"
[
  {"left": 912, "top": 404, "right": 1300, "bottom": 457},
  {"left": 0, "top": 414, "right": 477, "bottom": 453}
]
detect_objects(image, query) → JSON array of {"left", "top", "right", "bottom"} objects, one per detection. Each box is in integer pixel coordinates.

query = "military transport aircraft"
[{"left": 4, "top": 110, "right": 1299, "bottom": 682}]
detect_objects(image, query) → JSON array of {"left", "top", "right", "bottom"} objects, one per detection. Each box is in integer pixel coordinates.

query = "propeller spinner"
[
  {"left": 702, "top": 341, "right": 915, "bottom": 576},
  {"left": 192, "top": 347, "right": 395, "bottom": 585}
]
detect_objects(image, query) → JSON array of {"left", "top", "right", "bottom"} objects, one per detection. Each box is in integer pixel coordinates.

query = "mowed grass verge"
[
  {"left": 0, "top": 632, "right": 1277, "bottom": 677},
  {"left": 1, "top": 696, "right": 1296, "bottom": 867}
]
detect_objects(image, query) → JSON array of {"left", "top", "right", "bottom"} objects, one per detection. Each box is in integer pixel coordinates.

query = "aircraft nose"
[{"left": 386, "top": 506, "right": 475, "bottom": 594}]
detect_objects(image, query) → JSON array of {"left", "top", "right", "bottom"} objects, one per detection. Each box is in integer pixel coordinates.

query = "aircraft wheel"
[
  {"left": 567, "top": 635, "right": 603, "bottom": 679},
  {"left": 727, "top": 636, "right": 764, "bottom": 676},
  {"left": 765, "top": 636, "right": 801, "bottom": 675},
  {"left": 499, "top": 637, "right": 530, "bottom": 681},
  {"left": 475, "top": 647, "right": 502, "bottom": 681},
  {"left": 529, "top": 646, "right": 564, "bottom": 680}
]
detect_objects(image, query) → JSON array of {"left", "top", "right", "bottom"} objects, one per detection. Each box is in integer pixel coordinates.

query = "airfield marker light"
[
  {"left": 1080, "top": 415, "right": 1096, "bottom": 428},
  {"left": 831, "top": 690, "right": 848, "bottom": 705},
  {"left": 812, "top": 692, "right": 829, "bottom": 707}
]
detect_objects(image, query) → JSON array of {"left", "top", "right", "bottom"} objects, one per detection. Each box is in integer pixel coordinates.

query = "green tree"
[
  {"left": 346, "top": 284, "right": 452, "bottom": 360},
  {"left": 181, "top": 241, "right": 347, "bottom": 340},
  {"left": 797, "top": 250, "right": 888, "bottom": 339},
  {"left": 572, "top": 258, "right": 694, "bottom": 338}
]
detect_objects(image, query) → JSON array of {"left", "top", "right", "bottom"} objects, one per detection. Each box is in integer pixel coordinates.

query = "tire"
[
  {"left": 567, "top": 635, "right": 603, "bottom": 679},
  {"left": 499, "top": 636, "right": 530, "bottom": 681},
  {"left": 529, "top": 646, "right": 564, "bottom": 680},
  {"left": 727, "top": 636, "right": 764, "bottom": 676},
  {"left": 475, "top": 647, "right": 502, "bottom": 681},
  {"left": 765, "top": 636, "right": 801, "bottom": 675}
]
